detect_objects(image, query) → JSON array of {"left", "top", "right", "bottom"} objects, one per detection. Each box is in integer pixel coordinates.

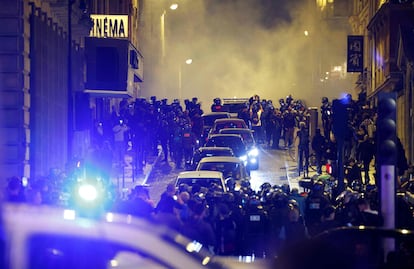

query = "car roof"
[
  {"left": 175, "top": 171, "right": 227, "bottom": 193},
  {"left": 176, "top": 170, "right": 224, "bottom": 178},
  {"left": 207, "top": 134, "right": 245, "bottom": 144},
  {"left": 219, "top": 128, "right": 256, "bottom": 146},
  {"left": 197, "top": 146, "right": 234, "bottom": 152},
  {"left": 219, "top": 128, "right": 253, "bottom": 134},
  {"left": 208, "top": 133, "right": 243, "bottom": 139},
  {"left": 198, "top": 156, "right": 243, "bottom": 163},
  {"left": 1, "top": 203, "right": 222, "bottom": 269},
  {"left": 213, "top": 118, "right": 246, "bottom": 123},
  {"left": 201, "top": 112, "right": 231, "bottom": 117}
]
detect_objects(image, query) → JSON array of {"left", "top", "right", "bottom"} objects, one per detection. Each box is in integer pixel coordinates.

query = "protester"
[{"left": 311, "top": 128, "right": 326, "bottom": 174}]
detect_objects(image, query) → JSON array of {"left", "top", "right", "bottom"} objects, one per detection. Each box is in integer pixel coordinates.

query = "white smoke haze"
[{"left": 143, "top": 0, "right": 358, "bottom": 109}]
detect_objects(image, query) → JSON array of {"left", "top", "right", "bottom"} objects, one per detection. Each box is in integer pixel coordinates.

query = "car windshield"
[
  {"left": 206, "top": 137, "right": 245, "bottom": 156},
  {"left": 222, "top": 131, "right": 254, "bottom": 146},
  {"left": 241, "top": 134, "right": 254, "bottom": 145},
  {"left": 200, "top": 150, "right": 233, "bottom": 158},
  {"left": 203, "top": 115, "right": 229, "bottom": 126},
  {"left": 214, "top": 121, "right": 245, "bottom": 130},
  {"left": 198, "top": 162, "right": 241, "bottom": 179},
  {"left": 176, "top": 177, "right": 223, "bottom": 189},
  {"left": 28, "top": 234, "right": 172, "bottom": 269}
]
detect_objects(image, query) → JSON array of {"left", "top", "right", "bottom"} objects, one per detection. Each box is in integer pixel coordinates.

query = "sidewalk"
[
  {"left": 110, "top": 148, "right": 377, "bottom": 199},
  {"left": 111, "top": 150, "right": 162, "bottom": 196},
  {"left": 290, "top": 162, "right": 377, "bottom": 193}
]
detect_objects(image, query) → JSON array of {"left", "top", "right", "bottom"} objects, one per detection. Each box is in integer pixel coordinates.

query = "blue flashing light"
[
  {"left": 78, "top": 184, "right": 98, "bottom": 201},
  {"left": 63, "top": 209, "right": 76, "bottom": 220},
  {"left": 69, "top": 179, "right": 109, "bottom": 218}
]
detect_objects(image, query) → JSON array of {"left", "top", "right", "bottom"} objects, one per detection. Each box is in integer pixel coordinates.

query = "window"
[{"left": 29, "top": 234, "right": 172, "bottom": 269}]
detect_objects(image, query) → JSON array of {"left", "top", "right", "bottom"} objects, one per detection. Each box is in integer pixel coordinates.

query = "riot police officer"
[
  {"left": 321, "top": 97, "right": 332, "bottom": 139},
  {"left": 211, "top": 98, "right": 223, "bottom": 112}
]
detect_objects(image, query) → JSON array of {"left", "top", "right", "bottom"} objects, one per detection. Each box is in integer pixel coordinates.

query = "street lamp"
[
  {"left": 178, "top": 58, "right": 193, "bottom": 100},
  {"left": 169, "top": 3, "right": 178, "bottom": 10},
  {"left": 160, "top": 3, "right": 178, "bottom": 61},
  {"left": 159, "top": 2, "right": 178, "bottom": 99}
]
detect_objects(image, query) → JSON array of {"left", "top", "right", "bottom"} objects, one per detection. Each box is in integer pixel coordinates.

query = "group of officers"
[
  {"left": 97, "top": 94, "right": 313, "bottom": 174},
  {"left": 99, "top": 93, "right": 345, "bottom": 179},
  {"left": 94, "top": 90, "right": 405, "bottom": 191},
  {"left": 111, "top": 163, "right": 389, "bottom": 259}
]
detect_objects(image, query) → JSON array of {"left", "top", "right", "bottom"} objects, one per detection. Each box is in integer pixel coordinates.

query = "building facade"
[
  {"left": 349, "top": 0, "right": 414, "bottom": 164},
  {"left": 0, "top": 0, "right": 144, "bottom": 184},
  {"left": 0, "top": 0, "right": 90, "bottom": 183}
]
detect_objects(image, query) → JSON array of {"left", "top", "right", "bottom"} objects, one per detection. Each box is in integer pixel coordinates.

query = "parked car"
[
  {"left": 196, "top": 156, "right": 250, "bottom": 182},
  {"left": 201, "top": 112, "right": 232, "bottom": 145},
  {"left": 205, "top": 134, "right": 253, "bottom": 170},
  {"left": 175, "top": 170, "right": 227, "bottom": 193},
  {"left": 208, "top": 118, "right": 248, "bottom": 138},
  {"left": 219, "top": 128, "right": 259, "bottom": 170},
  {"left": 190, "top": 146, "right": 235, "bottom": 170}
]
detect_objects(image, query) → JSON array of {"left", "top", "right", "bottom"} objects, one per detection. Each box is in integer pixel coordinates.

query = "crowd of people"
[
  {"left": 108, "top": 171, "right": 413, "bottom": 259},
  {"left": 3, "top": 92, "right": 414, "bottom": 262},
  {"left": 77, "top": 91, "right": 409, "bottom": 188}
]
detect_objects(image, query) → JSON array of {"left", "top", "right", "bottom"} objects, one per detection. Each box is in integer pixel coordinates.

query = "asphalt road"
[{"left": 130, "top": 145, "right": 312, "bottom": 203}]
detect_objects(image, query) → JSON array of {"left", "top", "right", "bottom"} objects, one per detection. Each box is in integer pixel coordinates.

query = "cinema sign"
[{"left": 89, "top": 14, "right": 129, "bottom": 39}]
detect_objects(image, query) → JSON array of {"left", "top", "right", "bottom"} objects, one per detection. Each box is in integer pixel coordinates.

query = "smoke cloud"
[{"left": 145, "top": 0, "right": 358, "bottom": 108}]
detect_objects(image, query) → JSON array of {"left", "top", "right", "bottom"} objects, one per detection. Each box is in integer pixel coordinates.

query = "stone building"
[{"left": 0, "top": 0, "right": 144, "bottom": 185}]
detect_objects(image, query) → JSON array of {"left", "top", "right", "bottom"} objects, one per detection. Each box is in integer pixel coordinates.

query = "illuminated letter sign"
[
  {"left": 347, "top": 35, "right": 364, "bottom": 72},
  {"left": 90, "top": 15, "right": 129, "bottom": 38}
]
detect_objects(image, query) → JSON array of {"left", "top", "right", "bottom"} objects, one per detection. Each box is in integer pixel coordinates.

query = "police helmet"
[
  {"left": 288, "top": 199, "right": 299, "bottom": 209},
  {"left": 312, "top": 180, "right": 325, "bottom": 192},
  {"left": 260, "top": 182, "right": 272, "bottom": 191}
]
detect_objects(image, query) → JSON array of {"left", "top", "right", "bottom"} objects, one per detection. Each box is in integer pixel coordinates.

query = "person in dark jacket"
[
  {"left": 311, "top": 128, "right": 326, "bottom": 174},
  {"left": 4, "top": 176, "right": 26, "bottom": 203},
  {"left": 313, "top": 205, "right": 342, "bottom": 235},
  {"left": 112, "top": 185, "right": 155, "bottom": 220},
  {"left": 181, "top": 198, "right": 216, "bottom": 253},
  {"left": 345, "top": 158, "right": 363, "bottom": 188},
  {"left": 281, "top": 201, "right": 309, "bottom": 247},
  {"left": 358, "top": 135, "right": 375, "bottom": 185},
  {"left": 296, "top": 122, "right": 310, "bottom": 177},
  {"left": 304, "top": 181, "right": 332, "bottom": 236},
  {"left": 353, "top": 196, "right": 383, "bottom": 227},
  {"left": 283, "top": 107, "right": 296, "bottom": 148},
  {"left": 155, "top": 183, "right": 183, "bottom": 231},
  {"left": 271, "top": 108, "right": 283, "bottom": 149}
]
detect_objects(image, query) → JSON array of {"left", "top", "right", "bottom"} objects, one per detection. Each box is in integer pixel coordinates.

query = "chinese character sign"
[{"left": 347, "top": 35, "right": 364, "bottom": 72}]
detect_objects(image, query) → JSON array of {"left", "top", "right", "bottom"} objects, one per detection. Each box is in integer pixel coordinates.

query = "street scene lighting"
[{"left": 179, "top": 58, "right": 193, "bottom": 100}]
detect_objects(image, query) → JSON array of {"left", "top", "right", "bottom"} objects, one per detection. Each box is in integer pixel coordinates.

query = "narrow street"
[{"left": 142, "top": 145, "right": 307, "bottom": 203}]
